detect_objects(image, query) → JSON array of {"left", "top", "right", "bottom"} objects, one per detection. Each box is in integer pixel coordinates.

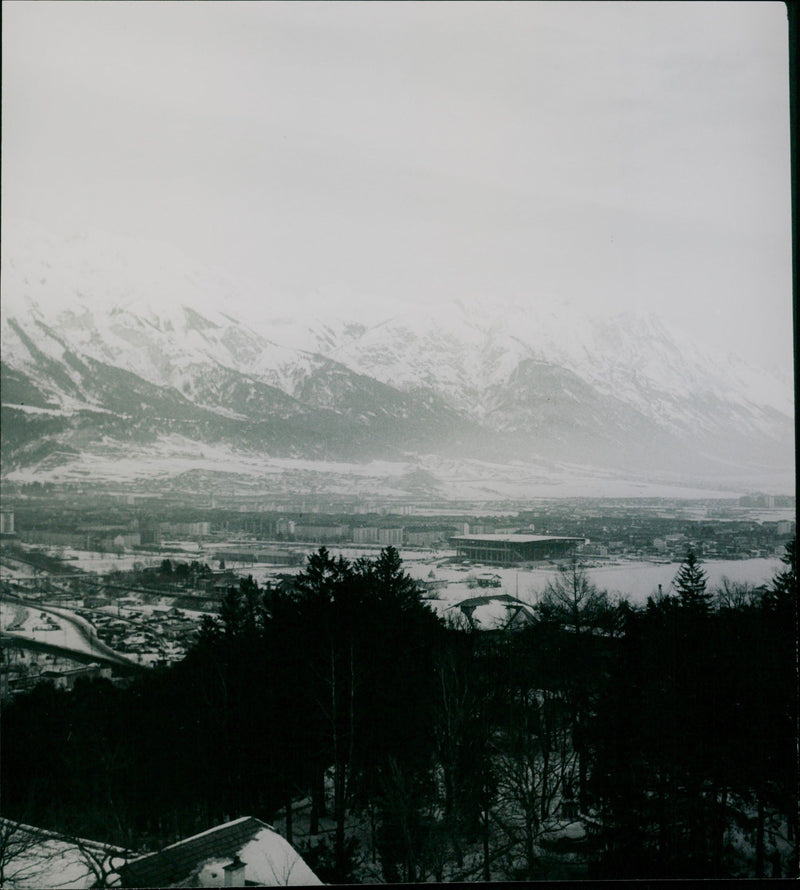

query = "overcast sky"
[{"left": 1, "top": 1, "right": 793, "bottom": 376}]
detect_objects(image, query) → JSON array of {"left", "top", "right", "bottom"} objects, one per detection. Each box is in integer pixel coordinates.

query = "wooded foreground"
[{"left": 1, "top": 542, "right": 796, "bottom": 882}]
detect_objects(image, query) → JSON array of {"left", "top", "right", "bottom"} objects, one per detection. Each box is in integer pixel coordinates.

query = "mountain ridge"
[{"left": 1, "top": 222, "right": 794, "bottom": 497}]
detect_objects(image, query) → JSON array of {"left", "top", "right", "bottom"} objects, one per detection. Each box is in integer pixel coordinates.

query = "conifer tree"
[
  {"left": 769, "top": 536, "right": 796, "bottom": 600},
  {"left": 672, "top": 548, "right": 711, "bottom": 613},
  {"left": 365, "top": 545, "right": 421, "bottom": 609}
]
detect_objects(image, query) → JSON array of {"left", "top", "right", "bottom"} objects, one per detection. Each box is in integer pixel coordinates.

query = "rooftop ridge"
[{"left": 158, "top": 815, "right": 265, "bottom": 852}]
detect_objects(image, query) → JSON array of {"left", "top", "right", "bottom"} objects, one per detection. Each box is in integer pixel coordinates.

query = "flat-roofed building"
[
  {"left": 451, "top": 534, "right": 583, "bottom": 566},
  {"left": 293, "top": 524, "right": 350, "bottom": 543},
  {"left": 353, "top": 526, "right": 379, "bottom": 544},
  {"left": 0, "top": 509, "right": 15, "bottom": 536},
  {"left": 405, "top": 528, "right": 450, "bottom": 547},
  {"left": 377, "top": 527, "right": 404, "bottom": 546}
]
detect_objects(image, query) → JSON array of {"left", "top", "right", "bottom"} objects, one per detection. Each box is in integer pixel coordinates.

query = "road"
[{"left": 1, "top": 593, "right": 140, "bottom": 668}]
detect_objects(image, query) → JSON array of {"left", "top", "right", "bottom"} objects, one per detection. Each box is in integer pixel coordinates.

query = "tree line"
[{"left": 0, "top": 542, "right": 796, "bottom": 881}]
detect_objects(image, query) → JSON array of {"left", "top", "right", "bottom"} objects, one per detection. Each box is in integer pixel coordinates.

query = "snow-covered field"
[
  {"left": 7, "top": 434, "right": 792, "bottom": 500},
  {"left": 0, "top": 560, "right": 38, "bottom": 579},
  {"left": 566, "top": 557, "right": 783, "bottom": 601},
  {"left": 58, "top": 550, "right": 163, "bottom": 573},
  {"left": 191, "top": 551, "right": 783, "bottom": 609},
  {"left": 3, "top": 537, "right": 783, "bottom": 609},
  {"left": 405, "top": 557, "right": 784, "bottom": 607}
]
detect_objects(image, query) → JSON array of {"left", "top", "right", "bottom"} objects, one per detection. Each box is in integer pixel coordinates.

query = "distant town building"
[
  {"left": 353, "top": 526, "right": 379, "bottom": 544},
  {"left": 377, "top": 527, "right": 404, "bottom": 546},
  {"left": 470, "top": 523, "right": 497, "bottom": 535},
  {"left": 39, "top": 663, "right": 113, "bottom": 691},
  {"left": 582, "top": 542, "right": 609, "bottom": 557},
  {"left": 139, "top": 521, "right": 162, "bottom": 546},
  {"left": 451, "top": 534, "right": 584, "bottom": 566},
  {"left": 19, "top": 530, "right": 87, "bottom": 548},
  {"left": 405, "top": 528, "right": 449, "bottom": 547},
  {"left": 760, "top": 519, "right": 796, "bottom": 538},
  {"left": 351, "top": 526, "right": 404, "bottom": 546},
  {"left": 738, "top": 493, "right": 793, "bottom": 508},
  {"left": 0, "top": 509, "right": 15, "bottom": 536},
  {"left": 275, "top": 519, "right": 296, "bottom": 537},
  {"left": 293, "top": 524, "right": 350, "bottom": 543},
  {"left": 160, "top": 521, "right": 211, "bottom": 537},
  {"left": 206, "top": 571, "right": 239, "bottom": 595}
]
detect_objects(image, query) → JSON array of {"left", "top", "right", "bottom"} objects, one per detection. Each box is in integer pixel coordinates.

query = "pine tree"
[
  {"left": 770, "top": 536, "right": 796, "bottom": 599},
  {"left": 672, "top": 549, "right": 711, "bottom": 613},
  {"left": 356, "top": 546, "right": 422, "bottom": 610}
]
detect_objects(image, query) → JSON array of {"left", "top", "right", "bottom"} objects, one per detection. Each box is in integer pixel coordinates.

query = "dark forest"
[{"left": 1, "top": 542, "right": 796, "bottom": 882}]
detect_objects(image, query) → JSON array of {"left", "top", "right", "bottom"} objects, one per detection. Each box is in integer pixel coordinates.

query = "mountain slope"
[
  {"left": 296, "top": 299, "right": 794, "bottom": 470},
  {"left": 0, "top": 221, "right": 794, "bottom": 494},
  {"left": 1, "top": 293, "right": 484, "bottom": 474}
]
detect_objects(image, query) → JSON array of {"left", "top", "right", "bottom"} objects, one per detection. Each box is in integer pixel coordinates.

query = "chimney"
[{"left": 223, "top": 854, "right": 245, "bottom": 887}]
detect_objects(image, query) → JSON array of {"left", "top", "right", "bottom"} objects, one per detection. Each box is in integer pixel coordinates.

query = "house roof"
[
  {"left": 119, "top": 818, "right": 257, "bottom": 887},
  {"left": 118, "top": 816, "right": 321, "bottom": 888},
  {"left": 453, "top": 593, "right": 527, "bottom": 608}
]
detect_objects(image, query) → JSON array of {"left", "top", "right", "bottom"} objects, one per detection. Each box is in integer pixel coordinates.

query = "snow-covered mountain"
[
  {"left": 1, "top": 221, "right": 794, "bottom": 496},
  {"left": 299, "top": 299, "right": 794, "bottom": 468}
]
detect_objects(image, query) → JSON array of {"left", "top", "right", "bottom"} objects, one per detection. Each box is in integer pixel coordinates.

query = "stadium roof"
[{"left": 451, "top": 534, "right": 584, "bottom": 543}]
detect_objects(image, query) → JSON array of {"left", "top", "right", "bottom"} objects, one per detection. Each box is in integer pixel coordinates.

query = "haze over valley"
[
  {"left": 2, "top": 221, "right": 794, "bottom": 502},
  {"left": 1, "top": 3, "right": 796, "bottom": 884}
]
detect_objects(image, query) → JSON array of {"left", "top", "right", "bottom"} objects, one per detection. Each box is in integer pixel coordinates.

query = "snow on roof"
[
  {"left": 234, "top": 828, "right": 321, "bottom": 886},
  {"left": 158, "top": 816, "right": 254, "bottom": 852},
  {"left": 118, "top": 817, "right": 321, "bottom": 888}
]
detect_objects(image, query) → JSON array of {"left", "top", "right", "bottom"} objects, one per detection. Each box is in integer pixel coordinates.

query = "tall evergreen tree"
[
  {"left": 364, "top": 545, "right": 421, "bottom": 609},
  {"left": 769, "top": 536, "right": 796, "bottom": 600},
  {"left": 672, "top": 548, "right": 711, "bottom": 613}
]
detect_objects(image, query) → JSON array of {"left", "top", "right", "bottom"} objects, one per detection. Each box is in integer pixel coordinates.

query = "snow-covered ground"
[
  {"left": 194, "top": 552, "right": 783, "bottom": 608},
  {"left": 0, "top": 819, "right": 125, "bottom": 889},
  {"left": 6, "top": 437, "right": 792, "bottom": 499},
  {"left": 57, "top": 550, "right": 163, "bottom": 573},
  {"left": 0, "top": 602, "right": 93, "bottom": 653},
  {"left": 3, "top": 539, "right": 783, "bottom": 608},
  {"left": 406, "top": 557, "right": 784, "bottom": 607},
  {"left": 0, "top": 600, "right": 135, "bottom": 664},
  {"left": 0, "top": 562, "right": 38, "bottom": 579}
]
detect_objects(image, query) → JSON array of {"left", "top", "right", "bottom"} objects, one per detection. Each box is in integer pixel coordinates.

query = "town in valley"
[
  {"left": 1, "top": 1, "right": 796, "bottom": 885},
  {"left": 1, "top": 484, "right": 794, "bottom": 688}
]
